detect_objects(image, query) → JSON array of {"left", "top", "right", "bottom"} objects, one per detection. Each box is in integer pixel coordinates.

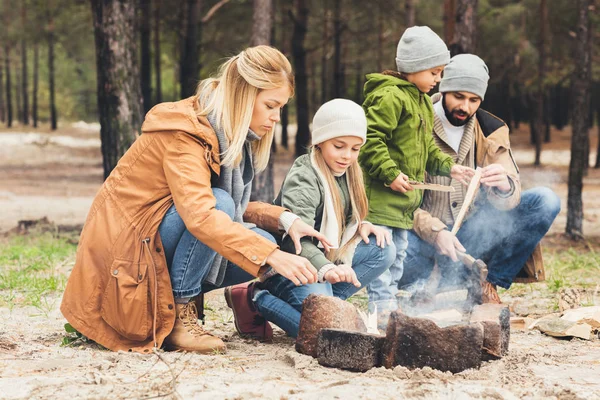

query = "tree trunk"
[
  {"left": 91, "top": 0, "right": 144, "bottom": 179},
  {"left": 292, "top": 0, "right": 310, "bottom": 156},
  {"left": 405, "top": 0, "right": 415, "bottom": 28},
  {"left": 280, "top": 0, "right": 289, "bottom": 149},
  {"left": 4, "top": 46, "right": 12, "bottom": 128},
  {"left": 566, "top": 0, "right": 591, "bottom": 239},
  {"left": 376, "top": 1, "right": 384, "bottom": 71},
  {"left": 320, "top": 1, "right": 329, "bottom": 104},
  {"left": 0, "top": 48, "right": 4, "bottom": 123},
  {"left": 444, "top": 0, "right": 456, "bottom": 43},
  {"left": 15, "top": 49, "right": 22, "bottom": 124},
  {"left": 355, "top": 60, "right": 362, "bottom": 104},
  {"left": 32, "top": 43, "right": 38, "bottom": 128},
  {"left": 450, "top": 0, "right": 478, "bottom": 56},
  {"left": 332, "top": 0, "right": 343, "bottom": 98},
  {"left": 21, "top": 3, "right": 29, "bottom": 125},
  {"left": 48, "top": 2, "right": 57, "bottom": 130},
  {"left": 250, "top": 0, "right": 274, "bottom": 203},
  {"left": 153, "top": 0, "right": 162, "bottom": 104},
  {"left": 140, "top": 0, "right": 152, "bottom": 113},
  {"left": 180, "top": 0, "right": 202, "bottom": 99},
  {"left": 533, "top": 0, "right": 548, "bottom": 166}
]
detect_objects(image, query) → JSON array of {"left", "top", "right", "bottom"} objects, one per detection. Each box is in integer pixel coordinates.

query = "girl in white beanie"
[{"left": 226, "top": 99, "right": 395, "bottom": 338}]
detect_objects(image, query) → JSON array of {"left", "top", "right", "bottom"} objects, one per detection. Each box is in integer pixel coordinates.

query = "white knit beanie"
[
  {"left": 395, "top": 26, "right": 450, "bottom": 73},
  {"left": 439, "top": 54, "right": 490, "bottom": 100},
  {"left": 311, "top": 98, "right": 367, "bottom": 146}
]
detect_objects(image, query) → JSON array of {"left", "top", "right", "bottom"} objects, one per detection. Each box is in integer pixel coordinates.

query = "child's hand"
[
  {"left": 389, "top": 172, "right": 413, "bottom": 193},
  {"left": 450, "top": 165, "right": 475, "bottom": 186},
  {"left": 359, "top": 223, "right": 392, "bottom": 248},
  {"left": 324, "top": 264, "right": 361, "bottom": 287}
]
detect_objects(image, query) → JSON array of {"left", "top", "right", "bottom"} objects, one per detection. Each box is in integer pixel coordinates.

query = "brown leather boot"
[
  {"left": 163, "top": 301, "right": 226, "bottom": 353},
  {"left": 224, "top": 281, "right": 273, "bottom": 342},
  {"left": 481, "top": 281, "right": 502, "bottom": 304}
]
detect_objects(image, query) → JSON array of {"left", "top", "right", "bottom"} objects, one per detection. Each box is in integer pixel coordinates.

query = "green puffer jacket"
[{"left": 359, "top": 73, "right": 454, "bottom": 229}]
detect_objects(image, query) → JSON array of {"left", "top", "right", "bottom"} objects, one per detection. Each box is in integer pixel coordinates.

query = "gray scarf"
[{"left": 205, "top": 112, "right": 258, "bottom": 286}]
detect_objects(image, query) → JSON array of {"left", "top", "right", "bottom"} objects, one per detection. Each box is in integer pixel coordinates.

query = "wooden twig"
[
  {"left": 408, "top": 181, "right": 455, "bottom": 192},
  {"left": 451, "top": 168, "right": 482, "bottom": 235},
  {"left": 201, "top": 0, "right": 231, "bottom": 23}
]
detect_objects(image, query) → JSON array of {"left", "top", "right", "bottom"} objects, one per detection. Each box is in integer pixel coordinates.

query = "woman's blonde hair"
[
  {"left": 195, "top": 46, "right": 294, "bottom": 172},
  {"left": 311, "top": 146, "right": 369, "bottom": 263}
]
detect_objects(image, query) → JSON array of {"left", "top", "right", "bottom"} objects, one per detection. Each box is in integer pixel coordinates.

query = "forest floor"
[{"left": 0, "top": 122, "right": 599, "bottom": 399}]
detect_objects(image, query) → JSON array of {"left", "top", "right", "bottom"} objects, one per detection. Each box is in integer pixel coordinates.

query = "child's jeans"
[{"left": 365, "top": 226, "right": 409, "bottom": 303}]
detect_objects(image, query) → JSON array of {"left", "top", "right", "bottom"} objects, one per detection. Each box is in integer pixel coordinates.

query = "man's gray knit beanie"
[
  {"left": 439, "top": 54, "right": 490, "bottom": 100},
  {"left": 395, "top": 26, "right": 450, "bottom": 73}
]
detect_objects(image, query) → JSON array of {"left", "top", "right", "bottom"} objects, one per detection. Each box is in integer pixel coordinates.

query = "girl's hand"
[
  {"left": 359, "top": 223, "right": 392, "bottom": 248},
  {"left": 266, "top": 249, "right": 318, "bottom": 286},
  {"left": 323, "top": 264, "right": 361, "bottom": 287},
  {"left": 389, "top": 172, "right": 413, "bottom": 193},
  {"left": 450, "top": 165, "right": 476, "bottom": 186},
  {"left": 288, "top": 219, "right": 333, "bottom": 254}
]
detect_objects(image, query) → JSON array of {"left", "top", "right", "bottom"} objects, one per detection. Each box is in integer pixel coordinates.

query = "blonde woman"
[
  {"left": 61, "top": 46, "right": 331, "bottom": 354},
  {"left": 226, "top": 99, "right": 395, "bottom": 339}
]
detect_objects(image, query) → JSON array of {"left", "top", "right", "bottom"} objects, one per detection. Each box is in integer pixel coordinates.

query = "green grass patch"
[
  {"left": 0, "top": 232, "right": 77, "bottom": 312},
  {"left": 543, "top": 248, "right": 600, "bottom": 289}
]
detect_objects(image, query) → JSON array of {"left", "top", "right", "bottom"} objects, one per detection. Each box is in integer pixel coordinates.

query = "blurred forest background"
[{"left": 0, "top": 0, "right": 596, "bottom": 236}]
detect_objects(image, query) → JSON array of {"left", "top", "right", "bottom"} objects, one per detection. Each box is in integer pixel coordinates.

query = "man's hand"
[
  {"left": 450, "top": 165, "right": 476, "bottom": 186},
  {"left": 288, "top": 219, "right": 333, "bottom": 254},
  {"left": 389, "top": 172, "right": 413, "bottom": 193},
  {"left": 323, "top": 264, "right": 361, "bottom": 287},
  {"left": 434, "top": 229, "right": 466, "bottom": 262},
  {"left": 480, "top": 164, "right": 511, "bottom": 193},
  {"left": 359, "top": 223, "right": 392, "bottom": 248},
  {"left": 266, "top": 249, "right": 318, "bottom": 286}
]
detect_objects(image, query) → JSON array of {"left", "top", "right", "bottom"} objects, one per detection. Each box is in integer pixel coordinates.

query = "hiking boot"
[
  {"left": 163, "top": 302, "right": 226, "bottom": 353},
  {"left": 482, "top": 281, "right": 502, "bottom": 304},
  {"left": 224, "top": 281, "right": 273, "bottom": 342}
]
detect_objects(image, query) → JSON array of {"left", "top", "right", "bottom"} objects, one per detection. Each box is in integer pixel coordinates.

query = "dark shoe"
[
  {"left": 224, "top": 281, "right": 273, "bottom": 342},
  {"left": 163, "top": 302, "right": 226, "bottom": 353},
  {"left": 482, "top": 281, "right": 502, "bottom": 304}
]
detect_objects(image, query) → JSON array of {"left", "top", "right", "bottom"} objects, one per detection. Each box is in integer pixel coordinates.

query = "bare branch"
[{"left": 201, "top": 0, "right": 231, "bottom": 23}]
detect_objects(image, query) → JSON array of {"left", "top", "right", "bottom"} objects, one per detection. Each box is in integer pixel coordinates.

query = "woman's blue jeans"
[
  {"left": 253, "top": 236, "right": 396, "bottom": 338},
  {"left": 158, "top": 188, "right": 275, "bottom": 298}
]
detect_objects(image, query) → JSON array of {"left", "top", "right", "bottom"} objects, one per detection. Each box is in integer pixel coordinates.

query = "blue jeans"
[
  {"left": 158, "top": 188, "right": 275, "bottom": 298},
  {"left": 365, "top": 226, "right": 409, "bottom": 302},
  {"left": 400, "top": 187, "right": 561, "bottom": 290},
  {"left": 253, "top": 236, "right": 396, "bottom": 337}
]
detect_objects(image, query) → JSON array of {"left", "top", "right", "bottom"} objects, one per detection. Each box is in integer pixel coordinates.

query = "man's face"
[{"left": 442, "top": 91, "right": 482, "bottom": 126}]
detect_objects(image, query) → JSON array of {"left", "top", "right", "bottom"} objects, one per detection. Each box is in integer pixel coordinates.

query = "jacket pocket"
[{"left": 100, "top": 259, "right": 152, "bottom": 341}]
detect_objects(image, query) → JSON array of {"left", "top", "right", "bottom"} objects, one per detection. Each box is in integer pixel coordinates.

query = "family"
[{"left": 61, "top": 26, "right": 560, "bottom": 354}]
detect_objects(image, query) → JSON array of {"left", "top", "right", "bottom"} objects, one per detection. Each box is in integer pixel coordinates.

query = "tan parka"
[{"left": 60, "top": 96, "right": 286, "bottom": 353}]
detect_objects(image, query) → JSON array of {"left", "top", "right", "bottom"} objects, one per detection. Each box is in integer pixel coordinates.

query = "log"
[
  {"left": 561, "top": 306, "right": 600, "bottom": 328},
  {"left": 317, "top": 329, "right": 385, "bottom": 372},
  {"left": 470, "top": 304, "right": 510, "bottom": 359},
  {"left": 535, "top": 318, "right": 592, "bottom": 340},
  {"left": 383, "top": 311, "right": 484, "bottom": 373},
  {"left": 558, "top": 288, "right": 581, "bottom": 312},
  {"left": 419, "top": 308, "right": 464, "bottom": 328},
  {"left": 451, "top": 167, "right": 482, "bottom": 235},
  {"left": 296, "top": 294, "right": 367, "bottom": 357}
]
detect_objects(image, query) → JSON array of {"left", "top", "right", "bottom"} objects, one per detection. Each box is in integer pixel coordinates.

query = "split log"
[
  {"left": 470, "top": 304, "right": 510, "bottom": 359},
  {"left": 408, "top": 181, "right": 455, "bottom": 192},
  {"left": 510, "top": 317, "right": 535, "bottom": 331},
  {"left": 317, "top": 329, "right": 385, "bottom": 372},
  {"left": 419, "top": 308, "right": 464, "bottom": 328},
  {"left": 561, "top": 306, "right": 600, "bottom": 328},
  {"left": 383, "top": 311, "right": 484, "bottom": 373},
  {"left": 535, "top": 318, "right": 592, "bottom": 340},
  {"left": 296, "top": 294, "right": 367, "bottom": 357},
  {"left": 451, "top": 167, "right": 482, "bottom": 235}
]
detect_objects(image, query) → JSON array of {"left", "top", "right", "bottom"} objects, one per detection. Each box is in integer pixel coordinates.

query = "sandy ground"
[{"left": 1, "top": 122, "right": 600, "bottom": 399}]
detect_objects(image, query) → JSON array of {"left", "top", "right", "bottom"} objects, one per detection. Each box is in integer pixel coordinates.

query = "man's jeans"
[
  {"left": 365, "top": 227, "right": 409, "bottom": 302},
  {"left": 253, "top": 236, "right": 396, "bottom": 337},
  {"left": 400, "top": 187, "right": 561, "bottom": 291},
  {"left": 158, "top": 188, "right": 273, "bottom": 299}
]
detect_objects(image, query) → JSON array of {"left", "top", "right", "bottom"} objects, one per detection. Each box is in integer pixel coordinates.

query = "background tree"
[
  {"left": 449, "top": 0, "right": 477, "bottom": 55},
  {"left": 180, "top": 0, "right": 202, "bottom": 98},
  {"left": 291, "top": 0, "right": 310, "bottom": 156},
  {"left": 566, "top": 0, "right": 592, "bottom": 239},
  {"left": 21, "top": 3, "right": 29, "bottom": 125},
  {"left": 140, "top": 0, "right": 152, "bottom": 113},
  {"left": 91, "top": 0, "right": 143, "bottom": 179},
  {"left": 47, "top": 0, "right": 57, "bottom": 130}
]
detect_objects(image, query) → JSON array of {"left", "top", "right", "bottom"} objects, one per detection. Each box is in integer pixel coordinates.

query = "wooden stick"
[
  {"left": 451, "top": 168, "right": 482, "bottom": 235},
  {"left": 408, "top": 181, "right": 455, "bottom": 192}
]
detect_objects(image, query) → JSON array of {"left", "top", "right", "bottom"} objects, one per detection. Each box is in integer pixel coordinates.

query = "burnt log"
[
  {"left": 470, "top": 304, "right": 510, "bottom": 359},
  {"left": 296, "top": 294, "right": 367, "bottom": 357},
  {"left": 317, "top": 329, "right": 385, "bottom": 372},
  {"left": 383, "top": 311, "right": 483, "bottom": 373}
]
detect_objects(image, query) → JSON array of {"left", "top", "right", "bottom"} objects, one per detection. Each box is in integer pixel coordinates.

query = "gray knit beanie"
[
  {"left": 311, "top": 99, "right": 367, "bottom": 146},
  {"left": 439, "top": 54, "right": 490, "bottom": 100},
  {"left": 395, "top": 26, "right": 450, "bottom": 73}
]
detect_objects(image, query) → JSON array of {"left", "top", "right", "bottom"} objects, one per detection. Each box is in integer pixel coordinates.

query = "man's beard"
[{"left": 442, "top": 97, "right": 473, "bottom": 127}]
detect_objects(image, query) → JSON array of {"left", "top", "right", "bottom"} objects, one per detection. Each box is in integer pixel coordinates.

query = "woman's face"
[{"left": 250, "top": 86, "right": 291, "bottom": 137}]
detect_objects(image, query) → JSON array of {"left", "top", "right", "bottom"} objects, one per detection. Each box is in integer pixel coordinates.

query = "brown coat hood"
[{"left": 61, "top": 96, "right": 285, "bottom": 353}]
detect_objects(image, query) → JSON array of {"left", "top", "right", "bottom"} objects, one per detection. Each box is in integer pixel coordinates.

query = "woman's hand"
[
  {"left": 323, "top": 264, "right": 361, "bottom": 287},
  {"left": 359, "top": 223, "right": 392, "bottom": 248},
  {"left": 287, "top": 218, "right": 333, "bottom": 254},
  {"left": 450, "top": 165, "right": 476, "bottom": 186},
  {"left": 389, "top": 172, "right": 413, "bottom": 193},
  {"left": 266, "top": 249, "right": 318, "bottom": 286}
]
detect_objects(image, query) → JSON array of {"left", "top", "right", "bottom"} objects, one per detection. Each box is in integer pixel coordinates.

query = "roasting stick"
[
  {"left": 451, "top": 167, "right": 482, "bottom": 235},
  {"left": 408, "top": 181, "right": 455, "bottom": 192}
]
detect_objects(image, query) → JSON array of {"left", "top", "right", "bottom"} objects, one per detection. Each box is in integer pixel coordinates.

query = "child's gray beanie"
[
  {"left": 395, "top": 26, "right": 450, "bottom": 73},
  {"left": 439, "top": 54, "right": 490, "bottom": 100}
]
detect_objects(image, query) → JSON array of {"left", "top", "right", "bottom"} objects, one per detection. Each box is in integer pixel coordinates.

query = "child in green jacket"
[{"left": 359, "top": 26, "right": 474, "bottom": 307}]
